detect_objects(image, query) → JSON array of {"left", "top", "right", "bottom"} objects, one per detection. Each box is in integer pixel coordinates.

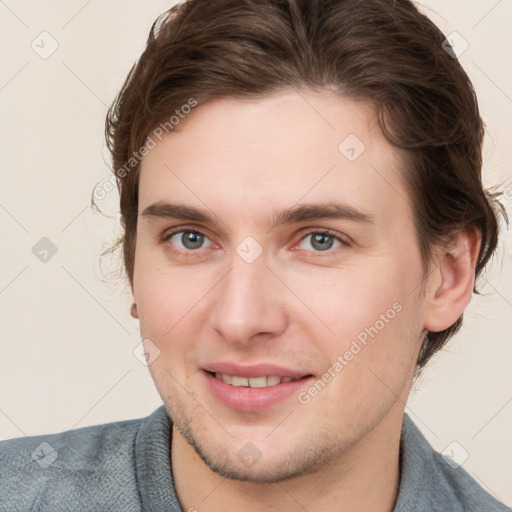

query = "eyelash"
[{"left": 161, "top": 227, "right": 348, "bottom": 256}]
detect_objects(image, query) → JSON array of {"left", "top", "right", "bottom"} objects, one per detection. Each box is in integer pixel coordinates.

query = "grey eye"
[
  {"left": 299, "top": 233, "right": 342, "bottom": 252},
  {"left": 170, "top": 231, "right": 210, "bottom": 250}
]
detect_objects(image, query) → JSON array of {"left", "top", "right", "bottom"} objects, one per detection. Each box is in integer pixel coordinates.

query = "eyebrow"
[{"left": 141, "top": 201, "right": 374, "bottom": 228}]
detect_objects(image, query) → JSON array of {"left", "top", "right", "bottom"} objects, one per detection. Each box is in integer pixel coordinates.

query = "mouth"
[{"left": 202, "top": 367, "right": 315, "bottom": 412}]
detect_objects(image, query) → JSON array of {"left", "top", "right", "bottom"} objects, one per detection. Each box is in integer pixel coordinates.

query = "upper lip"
[{"left": 203, "top": 362, "right": 312, "bottom": 379}]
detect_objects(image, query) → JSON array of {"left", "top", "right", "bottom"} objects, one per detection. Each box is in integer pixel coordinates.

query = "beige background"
[{"left": 1, "top": 0, "right": 511, "bottom": 506}]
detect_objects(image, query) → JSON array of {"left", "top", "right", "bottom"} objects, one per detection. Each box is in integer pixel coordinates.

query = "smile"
[{"left": 203, "top": 370, "right": 315, "bottom": 412}]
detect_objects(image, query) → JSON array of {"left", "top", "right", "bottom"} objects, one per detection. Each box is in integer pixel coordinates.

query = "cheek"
[
  {"left": 288, "top": 262, "right": 407, "bottom": 337},
  {"left": 132, "top": 247, "right": 210, "bottom": 349},
  {"left": 289, "top": 257, "right": 423, "bottom": 377},
  {"left": 305, "top": 274, "right": 422, "bottom": 420}
]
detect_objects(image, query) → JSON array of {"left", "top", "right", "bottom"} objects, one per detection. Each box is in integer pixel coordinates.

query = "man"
[{"left": 1, "top": 0, "right": 509, "bottom": 510}]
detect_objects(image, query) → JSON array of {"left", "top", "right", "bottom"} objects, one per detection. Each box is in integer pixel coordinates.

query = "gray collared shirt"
[{"left": 0, "top": 406, "right": 509, "bottom": 511}]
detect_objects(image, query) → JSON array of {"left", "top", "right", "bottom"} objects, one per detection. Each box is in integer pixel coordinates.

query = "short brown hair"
[{"left": 97, "top": 0, "right": 506, "bottom": 369}]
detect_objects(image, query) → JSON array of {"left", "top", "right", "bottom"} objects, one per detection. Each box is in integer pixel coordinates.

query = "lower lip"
[{"left": 203, "top": 371, "right": 314, "bottom": 412}]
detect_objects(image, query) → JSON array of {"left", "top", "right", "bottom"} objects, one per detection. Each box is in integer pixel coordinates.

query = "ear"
[
  {"left": 129, "top": 278, "right": 139, "bottom": 319},
  {"left": 423, "top": 227, "right": 482, "bottom": 332}
]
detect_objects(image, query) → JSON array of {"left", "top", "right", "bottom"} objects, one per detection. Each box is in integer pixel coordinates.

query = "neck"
[{"left": 171, "top": 406, "right": 404, "bottom": 512}]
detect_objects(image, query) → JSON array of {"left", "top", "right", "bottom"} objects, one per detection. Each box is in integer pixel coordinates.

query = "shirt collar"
[
  {"left": 393, "top": 412, "right": 433, "bottom": 511},
  {"left": 135, "top": 405, "right": 182, "bottom": 511}
]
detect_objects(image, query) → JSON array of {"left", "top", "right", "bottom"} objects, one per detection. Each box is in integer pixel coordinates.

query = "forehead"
[{"left": 138, "top": 91, "right": 411, "bottom": 228}]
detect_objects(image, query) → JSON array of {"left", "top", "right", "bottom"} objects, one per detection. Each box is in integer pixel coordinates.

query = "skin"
[{"left": 130, "top": 90, "right": 480, "bottom": 511}]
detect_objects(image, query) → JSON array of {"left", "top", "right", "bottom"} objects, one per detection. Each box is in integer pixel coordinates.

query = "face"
[{"left": 133, "top": 90, "right": 429, "bottom": 483}]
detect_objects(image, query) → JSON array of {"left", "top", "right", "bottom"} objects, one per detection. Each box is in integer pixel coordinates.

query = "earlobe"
[
  {"left": 423, "top": 227, "right": 481, "bottom": 332},
  {"left": 130, "top": 279, "right": 138, "bottom": 319}
]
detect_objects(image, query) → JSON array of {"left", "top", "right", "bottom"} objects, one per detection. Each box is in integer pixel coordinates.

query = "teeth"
[
  {"left": 231, "top": 376, "right": 249, "bottom": 386},
  {"left": 213, "top": 373, "right": 299, "bottom": 388},
  {"left": 266, "top": 376, "right": 281, "bottom": 386},
  {"left": 248, "top": 376, "right": 268, "bottom": 388},
  {"left": 219, "top": 373, "right": 232, "bottom": 385}
]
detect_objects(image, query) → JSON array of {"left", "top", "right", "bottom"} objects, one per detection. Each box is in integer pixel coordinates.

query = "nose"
[{"left": 209, "top": 254, "right": 288, "bottom": 347}]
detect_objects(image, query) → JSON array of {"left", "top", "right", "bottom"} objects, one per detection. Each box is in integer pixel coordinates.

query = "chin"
[{"left": 170, "top": 408, "right": 342, "bottom": 484}]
